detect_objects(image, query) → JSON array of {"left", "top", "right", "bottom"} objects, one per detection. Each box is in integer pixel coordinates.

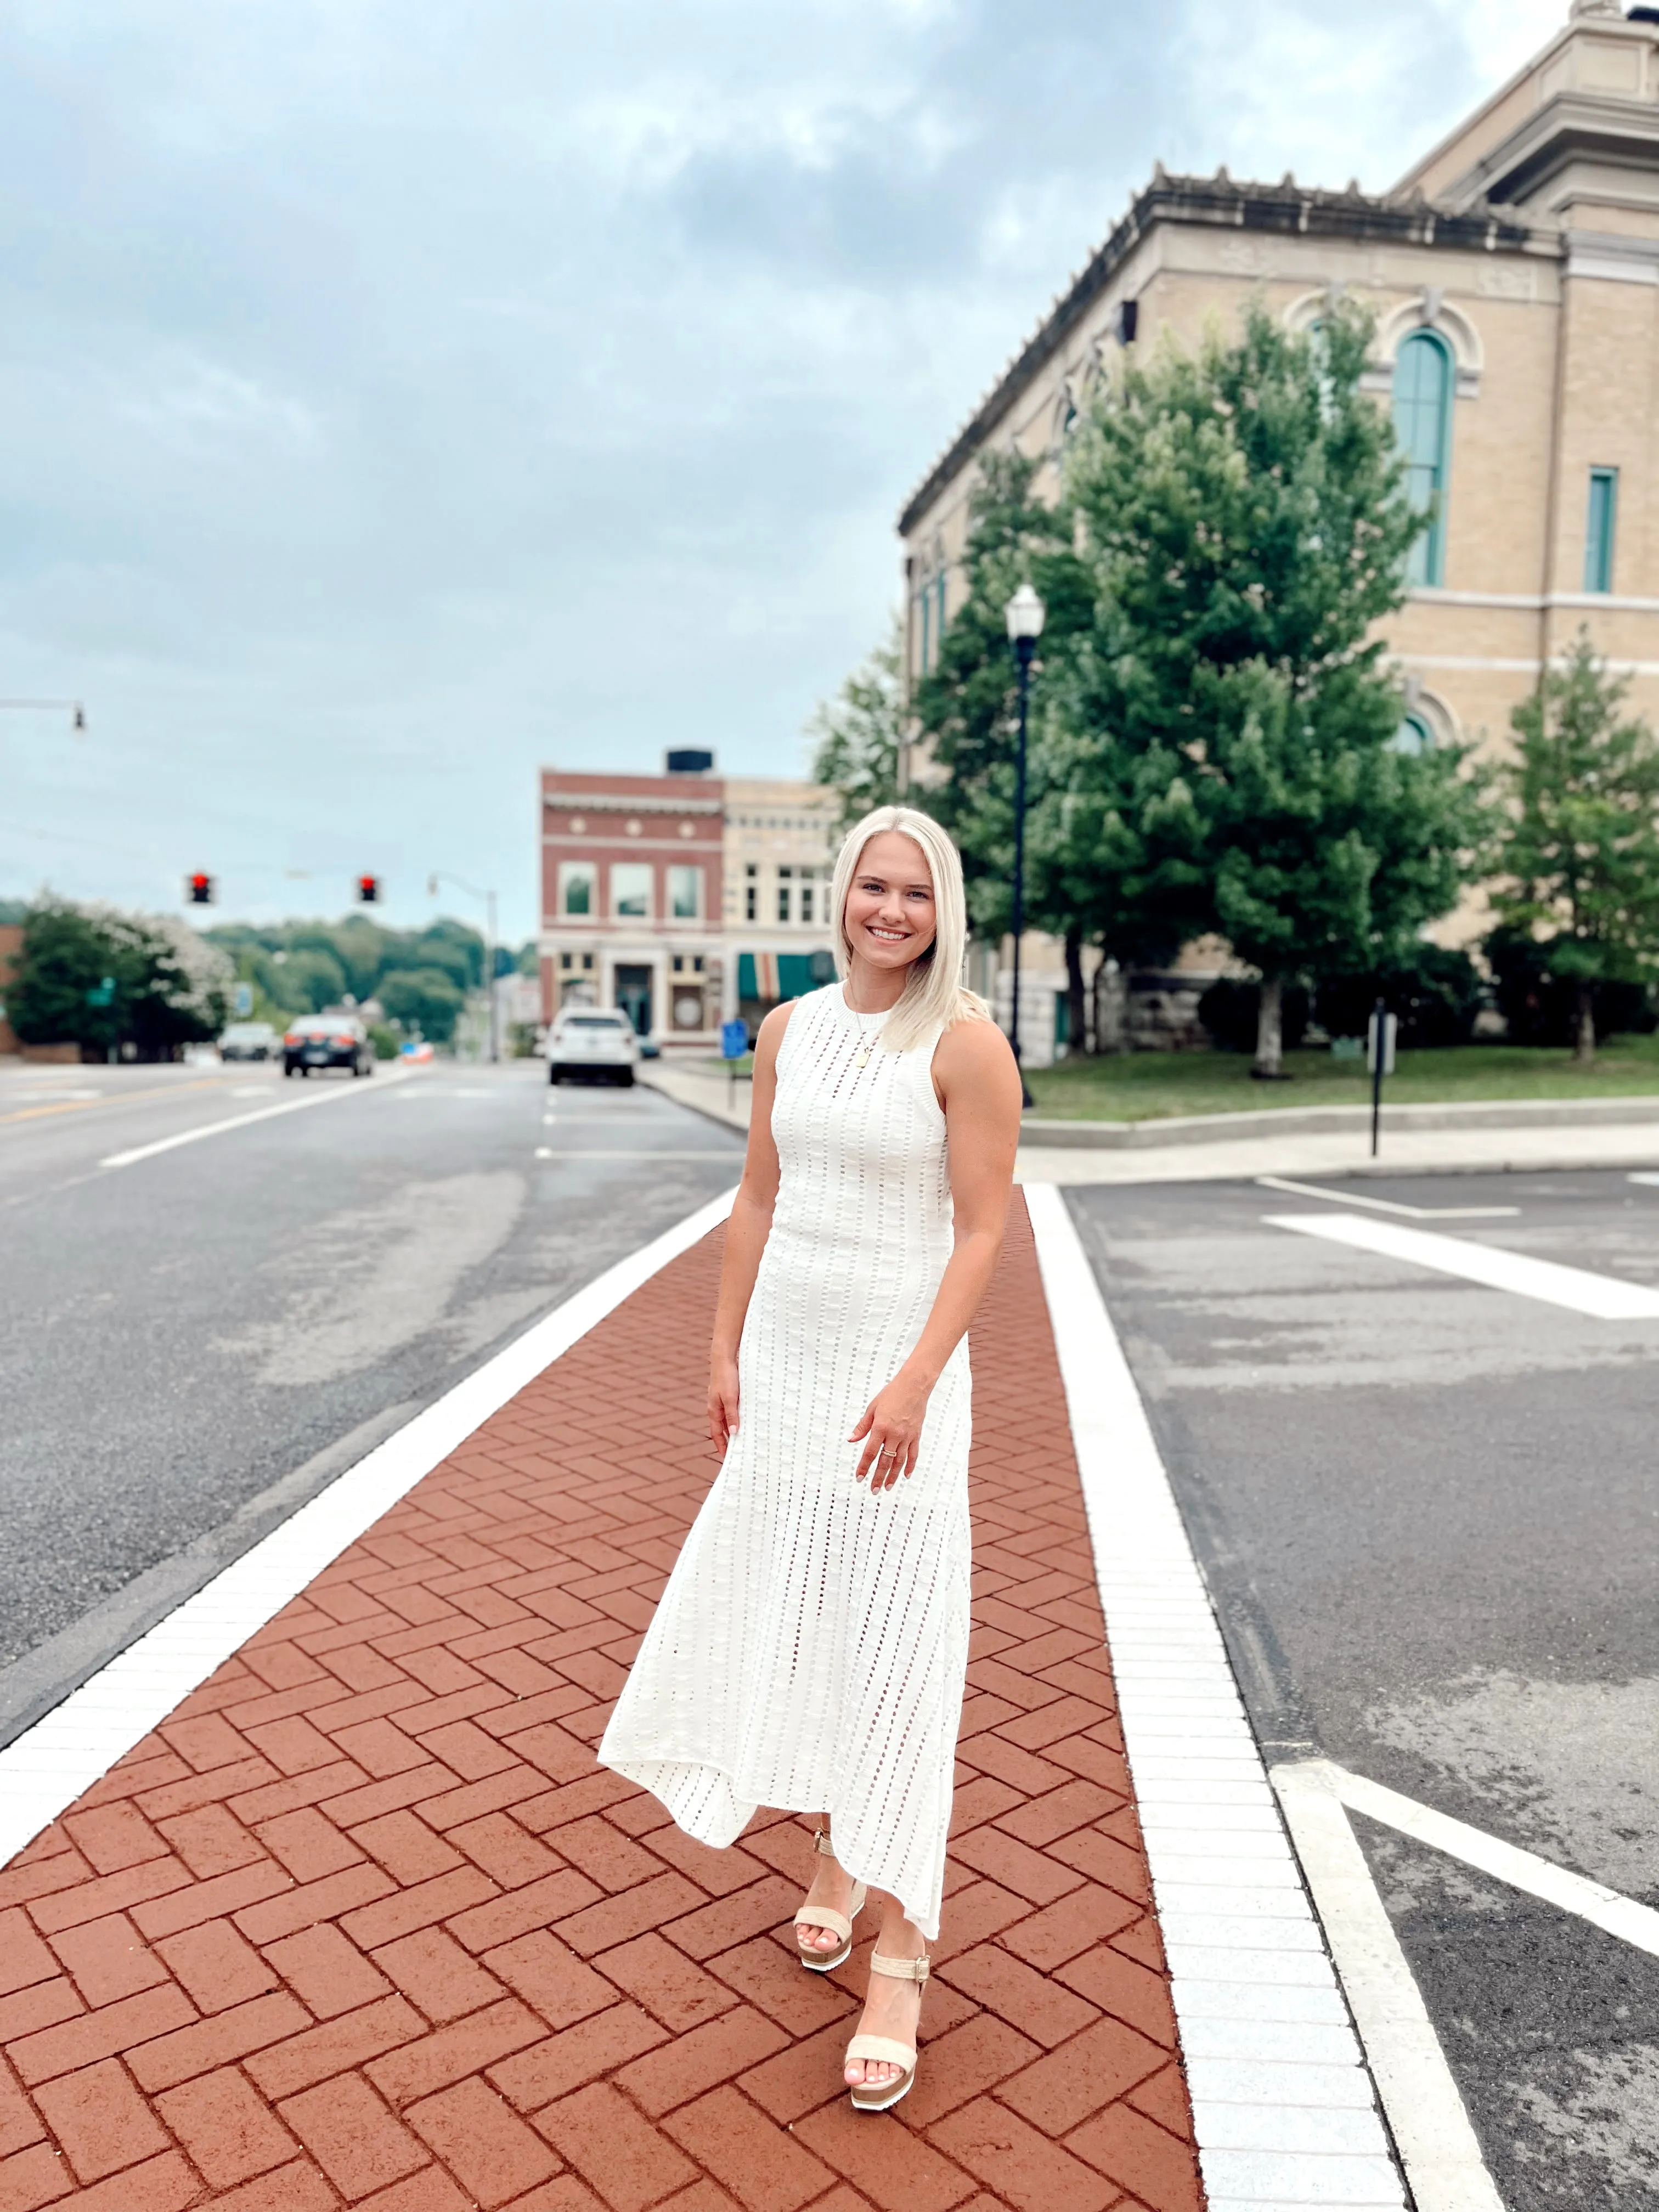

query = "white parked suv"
[{"left": 548, "top": 1008, "right": 640, "bottom": 1086}]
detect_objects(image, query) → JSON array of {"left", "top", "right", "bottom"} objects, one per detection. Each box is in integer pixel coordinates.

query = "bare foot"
[
  {"left": 844, "top": 1922, "right": 926, "bottom": 2090},
  {"left": 796, "top": 1833, "right": 856, "bottom": 1959}
]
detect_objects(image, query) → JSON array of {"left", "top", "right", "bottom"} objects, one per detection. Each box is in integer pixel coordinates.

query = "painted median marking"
[
  {"left": 1266, "top": 1210, "right": 1659, "bottom": 1319},
  {"left": 1283, "top": 1760, "right": 1659, "bottom": 1962},
  {"left": 1257, "top": 1175, "right": 1519, "bottom": 1221},
  {"left": 0, "top": 1182, "right": 738, "bottom": 1866},
  {"left": 100, "top": 1065, "right": 414, "bottom": 1168}
]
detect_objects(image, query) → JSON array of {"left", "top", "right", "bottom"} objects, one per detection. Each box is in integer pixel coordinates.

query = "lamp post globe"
[
  {"left": 1002, "top": 585, "right": 1045, "bottom": 1109},
  {"left": 1004, "top": 583, "right": 1046, "bottom": 644}
]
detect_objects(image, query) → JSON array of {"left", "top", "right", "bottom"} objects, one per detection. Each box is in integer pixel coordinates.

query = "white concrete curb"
[
  {"left": 0, "top": 1184, "right": 738, "bottom": 1870},
  {"left": 1024, "top": 1183, "right": 1408, "bottom": 2210}
]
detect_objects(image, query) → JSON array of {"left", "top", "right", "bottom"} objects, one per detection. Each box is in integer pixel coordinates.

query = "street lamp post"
[
  {"left": 427, "top": 871, "right": 500, "bottom": 1064},
  {"left": 1004, "top": 583, "right": 1045, "bottom": 1110}
]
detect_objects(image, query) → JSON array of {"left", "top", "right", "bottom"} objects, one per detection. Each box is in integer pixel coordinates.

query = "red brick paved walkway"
[{"left": 0, "top": 1198, "right": 1203, "bottom": 2212}]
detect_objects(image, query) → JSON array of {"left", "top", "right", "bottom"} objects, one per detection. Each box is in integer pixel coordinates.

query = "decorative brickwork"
[{"left": 0, "top": 1198, "right": 1202, "bottom": 2210}]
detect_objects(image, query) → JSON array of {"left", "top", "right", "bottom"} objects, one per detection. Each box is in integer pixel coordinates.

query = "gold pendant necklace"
[{"left": 850, "top": 1001, "right": 883, "bottom": 1068}]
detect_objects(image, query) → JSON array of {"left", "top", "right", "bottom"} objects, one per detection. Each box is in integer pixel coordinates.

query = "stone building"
[
  {"left": 898, "top": 0, "right": 1659, "bottom": 1057},
  {"left": 720, "top": 778, "right": 839, "bottom": 1031}
]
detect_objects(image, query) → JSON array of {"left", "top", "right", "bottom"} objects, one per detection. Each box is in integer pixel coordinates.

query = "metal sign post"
[{"left": 1367, "top": 998, "right": 1397, "bottom": 1158}]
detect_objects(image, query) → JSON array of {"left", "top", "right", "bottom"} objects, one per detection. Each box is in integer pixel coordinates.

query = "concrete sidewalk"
[
  {"left": 640, "top": 1058, "right": 1659, "bottom": 1185},
  {"left": 0, "top": 1204, "right": 1206, "bottom": 2212}
]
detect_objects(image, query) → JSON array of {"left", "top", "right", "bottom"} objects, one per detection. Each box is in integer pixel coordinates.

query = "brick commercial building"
[
  {"left": 539, "top": 764, "right": 840, "bottom": 1050},
  {"left": 899, "top": 0, "right": 1659, "bottom": 1054}
]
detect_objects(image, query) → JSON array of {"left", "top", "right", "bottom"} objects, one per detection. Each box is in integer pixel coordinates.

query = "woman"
[{"left": 600, "top": 805, "right": 1022, "bottom": 2112}]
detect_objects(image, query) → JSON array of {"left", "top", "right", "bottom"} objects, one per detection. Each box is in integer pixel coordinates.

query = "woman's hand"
[
  {"left": 849, "top": 1365, "right": 933, "bottom": 1492},
  {"left": 708, "top": 1350, "right": 741, "bottom": 1458}
]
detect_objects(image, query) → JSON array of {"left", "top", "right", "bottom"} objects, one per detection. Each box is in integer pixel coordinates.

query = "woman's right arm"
[{"left": 707, "top": 1001, "right": 792, "bottom": 1455}]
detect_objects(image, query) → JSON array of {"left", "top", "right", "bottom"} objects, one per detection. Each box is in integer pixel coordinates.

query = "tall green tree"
[
  {"left": 809, "top": 618, "right": 904, "bottom": 828},
  {"left": 1065, "top": 302, "right": 1489, "bottom": 1073},
  {"left": 9, "top": 900, "right": 230, "bottom": 1054},
  {"left": 907, "top": 452, "right": 1111, "bottom": 1042},
  {"left": 1490, "top": 633, "right": 1659, "bottom": 1064}
]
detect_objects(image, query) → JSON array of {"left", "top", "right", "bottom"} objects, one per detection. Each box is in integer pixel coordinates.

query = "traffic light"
[
  {"left": 357, "top": 875, "right": 381, "bottom": 904},
  {"left": 186, "top": 873, "right": 214, "bottom": 905}
]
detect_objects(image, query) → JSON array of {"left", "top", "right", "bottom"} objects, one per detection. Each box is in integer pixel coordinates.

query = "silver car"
[{"left": 548, "top": 1009, "right": 640, "bottom": 1086}]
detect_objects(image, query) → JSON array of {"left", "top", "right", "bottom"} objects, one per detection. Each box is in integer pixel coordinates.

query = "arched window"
[
  {"left": 1391, "top": 713, "right": 1434, "bottom": 757},
  {"left": 1392, "top": 332, "right": 1453, "bottom": 587}
]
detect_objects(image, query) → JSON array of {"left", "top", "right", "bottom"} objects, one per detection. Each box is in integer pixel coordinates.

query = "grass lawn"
[{"left": 1023, "top": 1035, "right": 1659, "bottom": 1122}]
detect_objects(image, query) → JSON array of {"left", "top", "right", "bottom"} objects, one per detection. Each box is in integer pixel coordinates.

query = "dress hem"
[{"left": 597, "top": 1748, "right": 942, "bottom": 1942}]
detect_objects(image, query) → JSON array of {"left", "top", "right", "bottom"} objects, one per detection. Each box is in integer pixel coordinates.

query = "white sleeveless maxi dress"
[{"left": 599, "top": 982, "right": 971, "bottom": 1939}]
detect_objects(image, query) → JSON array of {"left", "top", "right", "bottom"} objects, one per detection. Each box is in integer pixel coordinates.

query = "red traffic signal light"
[
  {"left": 357, "top": 875, "right": 381, "bottom": 904},
  {"left": 186, "top": 873, "right": 214, "bottom": 905}
]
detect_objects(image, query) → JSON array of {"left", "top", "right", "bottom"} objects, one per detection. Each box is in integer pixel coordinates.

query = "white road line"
[
  {"left": 1631, "top": 1172, "right": 1659, "bottom": 1188},
  {"left": 1025, "top": 1184, "right": 1409, "bottom": 2211},
  {"left": 534, "top": 1147, "right": 735, "bottom": 1160},
  {"left": 1256, "top": 1175, "right": 1519, "bottom": 1221},
  {"left": 100, "top": 1068, "right": 413, "bottom": 1167},
  {"left": 0, "top": 1183, "right": 737, "bottom": 1866},
  {"left": 1313, "top": 1760, "right": 1659, "bottom": 1960},
  {"left": 1267, "top": 1210, "right": 1659, "bottom": 1319},
  {"left": 1272, "top": 1764, "right": 1505, "bottom": 2212}
]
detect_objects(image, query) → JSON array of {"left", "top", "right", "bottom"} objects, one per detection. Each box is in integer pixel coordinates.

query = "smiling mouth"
[{"left": 865, "top": 927, "right": 909, "bottom": 944}]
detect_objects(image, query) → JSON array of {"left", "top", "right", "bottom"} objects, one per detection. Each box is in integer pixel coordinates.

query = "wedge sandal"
[
  {"left": 845, "top": 1948, "right": 929, "bottom": 2112},
  {"left": 793, "top": 1828, "right": 867, "bottom": 1973}
]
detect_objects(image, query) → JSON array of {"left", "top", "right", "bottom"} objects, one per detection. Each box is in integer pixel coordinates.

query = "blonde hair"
[{"left": 830, "top": 805, "right": 991, "bottom": 1053}]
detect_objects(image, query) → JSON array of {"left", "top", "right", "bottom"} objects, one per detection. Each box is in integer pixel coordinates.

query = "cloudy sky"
[{"left": 2, "top": 0, "right": 1567, "bottom": 939}]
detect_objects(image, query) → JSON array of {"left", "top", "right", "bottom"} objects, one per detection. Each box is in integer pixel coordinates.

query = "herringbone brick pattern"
[{"left": 0, "top": 1197, "right": 1203, "bottom": 2212}]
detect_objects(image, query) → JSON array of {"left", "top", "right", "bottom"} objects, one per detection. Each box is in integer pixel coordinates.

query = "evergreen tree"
[
  {"left": 1065, "top": 302, "right": 1489, "bottom": 1073},
  {"left": 809, "top": 618, "right": 905, "bottom": 828},
  {"left": 1491, "top": 633, "right": 1659, "bottom": 1064}
]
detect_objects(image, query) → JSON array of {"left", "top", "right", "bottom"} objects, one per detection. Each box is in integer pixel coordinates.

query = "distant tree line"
[
  {"left": 814, "top": 302, "right": 1659, "bottom": 1068},
  {"left": 3, "top": 903, "right": 539, "bottom": 1055}
]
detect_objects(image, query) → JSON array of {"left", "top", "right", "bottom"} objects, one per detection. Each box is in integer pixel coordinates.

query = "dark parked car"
[{"left": 283, "top": 1014, "right": 375, "bottom": 1078}]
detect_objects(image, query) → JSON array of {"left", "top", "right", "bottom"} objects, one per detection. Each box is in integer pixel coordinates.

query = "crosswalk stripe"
[{"left": 1265, "top": 1211, "right": 1659, "bottom": 1319}]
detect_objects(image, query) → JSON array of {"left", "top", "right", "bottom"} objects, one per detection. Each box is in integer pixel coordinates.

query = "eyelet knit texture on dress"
[{"left": 599, "top": 981, "right": 972, "bottom": 1938}]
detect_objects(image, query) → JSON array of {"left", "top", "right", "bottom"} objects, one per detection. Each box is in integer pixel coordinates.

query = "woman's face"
[{"left": 843, "top": 832, "right": 937, "bottom": 974}]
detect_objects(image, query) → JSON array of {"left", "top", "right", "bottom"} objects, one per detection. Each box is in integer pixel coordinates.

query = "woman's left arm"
[{"left": 850, "top": 1018, "right": 1024, "bottom": 1489}]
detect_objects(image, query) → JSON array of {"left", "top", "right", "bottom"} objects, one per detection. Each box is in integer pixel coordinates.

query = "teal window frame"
[
  {"left": 918, "top": 588, "right": 932, "bottom": 676},
  {"left": 1391, "top": 712, "right": 1434, "bottom": 757},
  {"left": 934, "top": 571, "right": 947, "bottom": 661},
  {"left": 1392, "top": 331, "right": 1454, "bottom": 588},
  {"left": 1584, "top": 467, "right": 1618, "bottom": 594},
  {"left": 560, "top": 862, "right": 595, "bottom": 917}
]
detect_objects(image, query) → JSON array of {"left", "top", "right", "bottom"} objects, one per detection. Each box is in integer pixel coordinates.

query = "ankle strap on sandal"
[
  {"left": 870, "top": 1949, "right": 930, "bottom": 1982},
  {"left": 812, "top": 1829, "right": 836, "bottom": 1857}
]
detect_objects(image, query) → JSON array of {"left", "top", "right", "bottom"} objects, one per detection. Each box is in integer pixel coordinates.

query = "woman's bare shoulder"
[{"left": 934, "top": 1014, "right": 1021, "bottom": 1099}]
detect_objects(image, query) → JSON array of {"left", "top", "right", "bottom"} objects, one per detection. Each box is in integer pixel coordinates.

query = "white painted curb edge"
[
  {"left": 1024, "top": 1183, "right": 1414, "bottom": 2211},
  {"left": 0, "top": 1184, "right": 739, "bottom": 1869}
]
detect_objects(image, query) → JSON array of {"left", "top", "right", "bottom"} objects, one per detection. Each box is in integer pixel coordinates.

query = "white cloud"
[{"left": 0, "top": 0, "right": 1582, "bottom": 933}]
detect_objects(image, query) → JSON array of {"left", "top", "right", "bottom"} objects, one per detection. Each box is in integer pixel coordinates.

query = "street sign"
[
  {"left": 233, "top": 983, "right": 254, "bottom": 1017},
  {"left": 720, "top": 1019, "right": 748, "bottom": 1059},
  {"left": 85, "top": 976, "right": 115, "bottom": 1008}
]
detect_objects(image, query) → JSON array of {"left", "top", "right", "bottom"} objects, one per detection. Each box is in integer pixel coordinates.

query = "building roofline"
[{"left": 895, "top": 168, "right": 1538, "bottom": 539}]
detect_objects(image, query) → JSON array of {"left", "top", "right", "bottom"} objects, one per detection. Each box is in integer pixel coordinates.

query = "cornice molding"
[{"left": 896, "top": 171, "right": 1537, "bottom": 538}]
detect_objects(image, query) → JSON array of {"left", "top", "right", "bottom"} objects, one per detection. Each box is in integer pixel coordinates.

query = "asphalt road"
[
  {"left": 0, "top": 1056, "right": 742, "bottom": 1736},
  {"left": 1066, "top": 1169, "right": 1659, "bottom": 2208}
]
